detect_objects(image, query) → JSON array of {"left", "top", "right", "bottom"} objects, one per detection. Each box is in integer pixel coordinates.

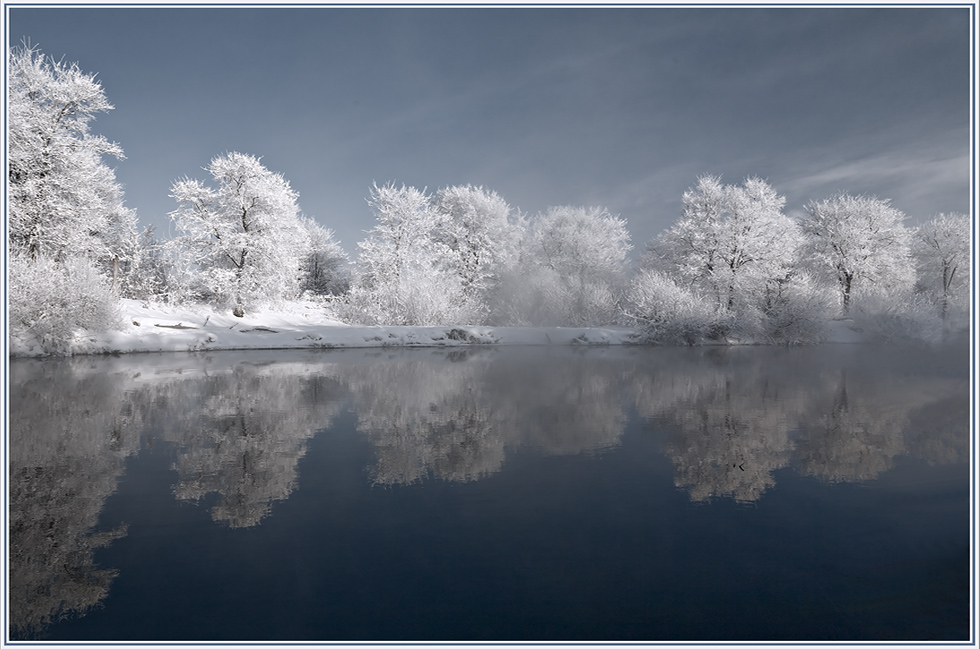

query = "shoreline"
[{"left": 7, "top": 299, "right": 869, "bottom": 359}]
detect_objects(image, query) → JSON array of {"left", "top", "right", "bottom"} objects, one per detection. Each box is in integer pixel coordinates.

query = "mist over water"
[{"left": 8, "top": 342, "right": 971, "bottom": 640}]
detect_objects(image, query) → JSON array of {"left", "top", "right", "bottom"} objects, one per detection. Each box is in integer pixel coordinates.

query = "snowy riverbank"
[{"left": 7, "top": 299, "right": 867, "bottom": 358}]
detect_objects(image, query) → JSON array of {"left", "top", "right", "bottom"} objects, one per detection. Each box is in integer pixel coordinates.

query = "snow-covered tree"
[
  {"left": 913, "top": 212, "right": 970, "bottom": 325},
  {"left": 432, "top": 185, "right": 523, "bottom": 312},
  {"left": 169, "top": 152, "right": 306, "bottom": 316},
  {"left": 298, "top": 217, "right": 350, "bottom": 298},
  {"left": 503, "top": 205, "right": 631, "bottom": 326},
  {"left": 7, "top": 253, "right": 121, "bottom": 355},
  {"left": 801, "top": 193, "right": 915, "bottom": 315},
  {"left": 7, "top": 42, "right": 134, "bottom": 265},
  {"left": 110, "top": 225, "right": 172, "bottom": 301},
  {"left": 652, "top": 176, "right": 802, "bottom": 314},
  {"left": 624, "top": 269, "right": 728, "bottom": 344},
  {"left": 6, "top": 43, "right": 134, "bottom": 352},
  {"left": 345, "top": 183, "right": 481, "bottom": 325}
]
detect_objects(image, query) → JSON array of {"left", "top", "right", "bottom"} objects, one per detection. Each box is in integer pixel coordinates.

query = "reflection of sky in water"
[{"left": 7, "top": 343, "right": 971, "bottom": 640}]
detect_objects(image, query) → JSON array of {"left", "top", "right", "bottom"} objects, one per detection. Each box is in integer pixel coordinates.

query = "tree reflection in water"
[
  {"left": 8, "top": 359, "right": 141, "bottom": 637},
  {"left": 347, "top": 348, "right": 630, "bottom": 485},
  {"left": 342, "top": 350, "right": 506, "bottom": 485},
  {"left": 6, "top": 344, "right": 970, "bottom": 637},
  {"left": 162, "top": 363, "right": 347, "bottom": 527},
  {"left": 629, "top": 345, "right": 969, "bottom": 501}
]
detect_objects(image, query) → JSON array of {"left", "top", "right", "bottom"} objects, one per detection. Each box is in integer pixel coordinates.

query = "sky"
[{"left": 5, "top": 4, "right": 975, "bottom": 259}]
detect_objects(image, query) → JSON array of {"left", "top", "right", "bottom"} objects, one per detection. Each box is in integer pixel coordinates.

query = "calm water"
[{"left": 7, "top": 342, "right": 972, "bottom": 641}]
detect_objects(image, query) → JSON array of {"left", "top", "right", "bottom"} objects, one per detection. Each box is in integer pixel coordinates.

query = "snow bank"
[
  {"left": 8, "top": 300, "right": 869, "bottom": 358},
  {"left": 7, "top": 300, "right": 642, "bottom": 357}
]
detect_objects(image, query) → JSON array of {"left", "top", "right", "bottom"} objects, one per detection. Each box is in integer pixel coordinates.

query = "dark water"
[{"left": 7, "top": 342, "right": 973, "bottom": 641}]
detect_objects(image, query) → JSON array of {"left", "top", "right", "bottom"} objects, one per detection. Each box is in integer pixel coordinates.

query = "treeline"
[{"left": 7, "top": 44, "right": 971, "bottom": 353}]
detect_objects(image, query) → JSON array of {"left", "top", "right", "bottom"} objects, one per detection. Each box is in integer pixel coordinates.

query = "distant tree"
[
  {"left": 913, "top": 212, "right": 970, "bottom": 325},
  {"left": 800, "top": 193, "right": 915, "bottom": 315},
  {"left": 169, "top": 152, "right": 306, "bottom": 316},
  {"left": 112, "top": 225, "right": 172, "bottom": 301},
  {"left": 652, "top": 176, "right": 802, "bottom": 314},
  {"left": 346, "top": 183, "right": 480, "bottom": 325},
  {"left": 514, "top": 205, "right": 632, "bottom": 326},
  {"left": 298, "top": 217, "right": 351, "bottom": 297},
  {"left": 7, "top": 42, "right": 134, "bottom": 265}
]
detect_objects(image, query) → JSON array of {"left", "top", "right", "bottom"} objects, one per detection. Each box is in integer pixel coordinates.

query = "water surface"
[{"left": 7, "top": 343, "right": 972, "bottom": 640}]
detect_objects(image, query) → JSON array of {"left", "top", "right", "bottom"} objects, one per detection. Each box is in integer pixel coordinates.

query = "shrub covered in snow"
[
  {"left": 756, "top": 273, "right": 836, "bottom": 345},
  {"left": 8, "top": 254, "right": 122, "bottom": 355},
  {"left": 625, "top": 270, "right": 732, "bottom": 345}
]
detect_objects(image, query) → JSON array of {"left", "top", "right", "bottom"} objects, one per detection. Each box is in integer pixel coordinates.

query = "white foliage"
[
  {"left": 298, "top": 217, "right": 350, "bottom": 297},
  {"left": 513, "top": 205, "right": 632, "bottom": 326},
  {"left": 433, "top": 185, "right": 523, "bottom": 289},
  {"left": 346, "top": 183, "right": 481, "bottom": 326},
  {"left": 7, "top": 253, "right": 121, "bottom": 355},
  {"left": 801, "top": 193, "right": 915, "bottom": 315},
  {"left": 168, "top": 152, "right": 306, "bottom": 315},
  {"left": 111, "top": 226, "right": 171, "bottom": 301},
  {"left": 625, "top": 269, "right": 729, "bottom": 344},
  {"left": 7, "top": 42, "right": 133, "bottom": 264},
  {"left": 758, "top": 272, "right": 836, "bottom": 345},
  {"left": 653, "top": 175, "right": 802, "bottom": 312},
  {"left": 913, "top": 212, "right": 971, "bottom": 327}
]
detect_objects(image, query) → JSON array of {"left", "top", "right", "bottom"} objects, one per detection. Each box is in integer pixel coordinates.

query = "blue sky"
[{"left": 5, "top": 5, "right": 974, "bottom": 258}]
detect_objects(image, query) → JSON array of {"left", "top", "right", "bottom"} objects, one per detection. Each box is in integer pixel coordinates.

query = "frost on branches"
[
  {"left": 639, "top": 176, "right": 830, "bottom": 343},
  {"left": 7, "top": 42, "right": 134, "bottom": 264},
  {"left": 801, "top": 193, "right": 915, "bottom": 316},
  {"left": 514, "top": 206, "right": 632, "bottom": 326},
  {"left": 169, "top": 152, "right": 307, "bottom": 316},
  {"left": 432, "top": 184, "right": 523, "bottom": 306},
  {"left": 6, "top": 43, "right": 138, "bottom": 352},
  {"left": 8, "top": 254, "right": 121, "bottom": 355},
  {"left": 345, "top": 183, "right": 482, "bottom": 326},
  {"left": 652, "top": 176, "right": 802, "bottom": 314},
  {"left": 298, "top": 217, "right": 351, "bottom": 298},
  {"left": 913, "top": 213, "right": 971, "bottom": 328}
]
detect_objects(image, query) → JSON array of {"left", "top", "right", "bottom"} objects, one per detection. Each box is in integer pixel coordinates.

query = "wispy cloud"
[{"left": 778, "top": 142, "right": 970, "bottom": 221}]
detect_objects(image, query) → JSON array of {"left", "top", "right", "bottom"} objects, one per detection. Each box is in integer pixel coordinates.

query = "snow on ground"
[
  {"left": 8, "top": 300, "right": 866, "bottom": 358},
  {"left": 9, "top": 300, "right": 640, "bottom": 357}
]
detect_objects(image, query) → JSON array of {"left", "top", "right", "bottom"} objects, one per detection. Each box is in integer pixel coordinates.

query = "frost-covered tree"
[
  {"left": 432, "top": 185, "right": 523, "bottom": 313},
  {"left": 110, "top": 225, "right": 170, "bottom": 301},
  {"left": 801, "top": 193, "right": 915, "bottom": 315},
  {"left": 624, "top": 269, "right": 728, "bottom": 345},
  {"left": 169, "top": 152, "right": 306, "bottom": 316},
  {"left": 500, "top": 206, "right": 631, "bottom": 326},
  {"left": 345, "top": 183, "right": 480, "bottom": 325},
  {"left": 6, "top": 43, "right": 133, "bottom": 352},
  {"left": 913, "top": 212, "right": 970, "bottom": 325},
  {"left": 7, "top": 253, "right": 122, "bottom": 355},
  {"left": 652, "top": 176, "right": 802, "bottom": 314},
  {"left": 298, "top": 217, "right": 350, "bottom": 298},
  {"left": 7, "top": 42, "right": 134, "bottom": 264}
]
